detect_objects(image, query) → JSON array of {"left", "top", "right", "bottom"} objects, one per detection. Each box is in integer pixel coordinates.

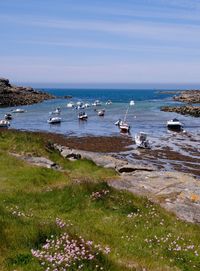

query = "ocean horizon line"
[{"left": 13, "top": 82, "right": 200, "bottom": 90}]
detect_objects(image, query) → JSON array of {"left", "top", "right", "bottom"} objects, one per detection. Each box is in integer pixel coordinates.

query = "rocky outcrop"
[
  {"left": 110, "top": 171, "right": 200, "bottom": 224},
  {"left": 53, "top": 144, "right": 155, "bottom": 172},
  {"left": 173, "top": 90, "right": 200, "bottom": 103},
  {"left": 0, "top": 77, "right": 54, "bottom": 107},
  {"left": 54, "top": 143, "right": 200, "bottom": 224},
  {"left": 161, "top": 105, "right": 200, "bottom": 117}
]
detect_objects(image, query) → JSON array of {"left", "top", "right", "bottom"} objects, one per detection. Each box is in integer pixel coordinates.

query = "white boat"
[
  {"left": 4, "top": 113, "right": 12, "bottom": 120},
  {"left": 84, "top": 103, "right": 90, "bottom": 108},
  {"left": 78, "top": 112, "right": 88, "bottom": 120},
  {"left": 77, "top": 101, "right": 83, "bottom": 106},
  {"left": 12, "top": 108, "right": 25, "bottom": 113},
  {"left": 77, "top": 104, "right": 85, "bottom": 110},
  {"left": 135, "top": 132, "right": 150, "bottom": 149},
  {"left": 106, "top": 100, "right": 112, "bottom": 105},
  {"left": 47, "top": 117, "right": 61, "bottom": 124},
  {"left": 98, "top": 109, "right": 105, "bottom": 116},
  {"left": 92, "top": 100, "right": 101, "bottom": 106},
  {"left": 67, "top": 102, "right": 74, "bottom": 108},
  {"left": 50, "top": 107, "right": 61, "bottom": 115},
  {"left": 0, "top": 119, "right": 10, "bottom": 128},
  {"left": 118, "top": 106, "right": 130, "bottom": 133},
  {"left": 130, "top": 100, "right": 135, "bottom": 106},
  {"left": 119, "top": 122, "right": 130, "bottom": 133},
  {"left": 167, "top": 118, "right": 183, "bottom": 131}
]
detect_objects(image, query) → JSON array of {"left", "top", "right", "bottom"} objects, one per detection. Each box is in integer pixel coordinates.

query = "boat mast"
[{"left": 124, "top": 106, "right": 129, "bottom": 122}]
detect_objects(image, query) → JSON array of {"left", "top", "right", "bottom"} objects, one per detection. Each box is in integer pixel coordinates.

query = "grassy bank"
[{"left": 0, "top": 130, "right": 200, "bottom": 271}]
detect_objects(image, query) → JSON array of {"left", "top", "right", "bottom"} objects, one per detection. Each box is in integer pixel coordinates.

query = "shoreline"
[
  {"left": 4, "top": 129, "right": 200, "bottom": 178},
  {"left": 0, "top": 129, "right": 199, "bottom": 224}
]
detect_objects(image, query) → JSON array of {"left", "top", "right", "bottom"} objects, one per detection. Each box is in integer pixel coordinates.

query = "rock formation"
[
  {"left": 161, "top": 90, "right": 200, "bottom": 117},
  {"left": 173, "top": 90, "right": 200, "bottom": 103},
  {"left": 0, "top": 78, "right": 54, "bottom": 107},
  {"left": 161, "top": 105, "right": 200, "bottom": 117}
]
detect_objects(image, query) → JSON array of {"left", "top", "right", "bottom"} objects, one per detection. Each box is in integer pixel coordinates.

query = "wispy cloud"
[{"left": 1, "top": 14, "right": 200, "bottom": 45}]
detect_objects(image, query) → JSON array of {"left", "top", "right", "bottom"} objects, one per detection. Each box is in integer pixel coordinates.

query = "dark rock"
[
  {"left": 161, "top": 105, "right": 200, "bottom": 117},
  {"left": 0, "top": 77, "right": 55, "bottom": 107}
]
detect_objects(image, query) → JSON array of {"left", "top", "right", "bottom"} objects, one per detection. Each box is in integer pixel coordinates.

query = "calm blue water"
[{"left": 0, "top": 89, "right": 199, "bottom": 137}]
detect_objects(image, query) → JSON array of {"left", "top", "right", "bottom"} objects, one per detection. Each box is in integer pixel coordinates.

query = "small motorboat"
[
  {"left": 78, "top": 112, "right": 88, "bottom": 120},
  {"left": 106, "top": 100, "right": 112, "bottom": 105},
  {"left": 167, "top": 118, "right": 183, "bottom": 131},
  {"left": 119, "top": 122, "right": 130, "bottom": 133},
  {"left": 12, "top": 108, "right": 25, "bottom": 113},
  {"left": 77, "top": 101, "right": 84, "bottom": 106},
  {"left": 0, "top": 119, "right": 10, "bottom": 128},
  {"left": 98, "top": 109, "right": 105, "bottom": 116},
  {"left": 50, "top": 107, "right": 61, "bottom": 115},
  {"left": 92, "top": 100, "right": 101, "bottom": 106},
  {"left": 130, "top": 100, "right": 135, "bottom": 106},
  {"left": 4, "top": 113, "right": 13, "bottom": 120},
  {"left": 77, "top": 104, "right": 85, "bottom": 110},
  {"left": 47, "top": 117, "right": 61, "bottom": 124},
  {"left": 135, "top": 132, "right": 150, "bottom": 149},
  {"left": 84, "top": 103, "right": 90, "bottom": 108},
  {"left": 67, "top": 102, "right": 74, "bottom": 108}
]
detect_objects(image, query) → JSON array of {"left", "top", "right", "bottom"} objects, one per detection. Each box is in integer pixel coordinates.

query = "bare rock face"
[
  {"left": 110, "top": 171, "right": 200, "bottom": 224},
  {"left": 0, "top": 78, "right": 55, "bottom": 107},
  {"left": 161, "top": 105, "right": 200, "bottom": 117}
]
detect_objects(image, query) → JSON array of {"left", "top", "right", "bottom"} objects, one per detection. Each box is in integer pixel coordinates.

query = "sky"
[{"left": 1, "top": 0, "right": 200, "bottom": 87}]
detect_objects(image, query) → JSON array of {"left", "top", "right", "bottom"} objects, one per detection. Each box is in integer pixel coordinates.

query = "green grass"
[{"left": 0, "top": 130, "right": 200, "bottom": 271}]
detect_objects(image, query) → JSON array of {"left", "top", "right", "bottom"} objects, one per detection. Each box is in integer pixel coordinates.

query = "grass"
[{"left": 0, "top": 130, "right": 200, "bottom": 270}]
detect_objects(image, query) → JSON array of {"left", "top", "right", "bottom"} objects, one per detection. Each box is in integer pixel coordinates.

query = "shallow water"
[{"left": 0, "top": 89, "right": 199, "bottom": 138}]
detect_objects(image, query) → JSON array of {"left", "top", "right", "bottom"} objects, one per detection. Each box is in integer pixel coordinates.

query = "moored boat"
[
  {"left": 106, "top": 100, "right": 112, "bottom": 105},
  {"left": 167, "top": 118, "right": 183, "bottom": 131},
  {"left": 50, "top": 107, "right": 61, "bottom": 115},
  {"left": 130, "top": 100, "right": 135, "bottom": 106},
  {"left": 66, "top": 102, "right": 74, "bottom": 108},
  {"left": 119, "top": 122, "right": 130, "bottom": 133},
  {"left": 4, "top": 113, "right": 13, "bottom": 120},
  {"left": 12, "top": 108, "right": 25, "bottom": 113},
  {"left": 47, "top": 117, "right": 61, "bottom": 124},
  {"left": 135, "top": 132, "right": 150, "bottom": 148},
  {"left": 92, "top": 100, "right": 101, "bottom": 106},
  {"left": 98, "top": 109, "right": 105, "bottom": 116},
  {"left": 78, "top": 112, "right": 88, "bottom": 120},
  {"left": 0, "top": 119, "right": 10, "bottom": 128}
]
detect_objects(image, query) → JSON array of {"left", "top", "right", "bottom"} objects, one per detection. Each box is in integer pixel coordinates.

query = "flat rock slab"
[
  {"left": 10, "top": 153, "right": 60, "bottom": 170},
  {"left": 110, "top": 171, "right": 200, "bottom": 224},
  {"left": 53, "top": 144, "right": 155, "bottom": 173}
]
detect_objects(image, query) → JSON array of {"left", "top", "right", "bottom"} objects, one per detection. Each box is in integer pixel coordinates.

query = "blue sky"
[{"left": 1, "top": 0, "right": 200, "bottom": 86}]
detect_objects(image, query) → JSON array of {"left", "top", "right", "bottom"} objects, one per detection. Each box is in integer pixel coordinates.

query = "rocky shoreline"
[
  {"left": 161, "top": 105, "right": 200, "bottom": 117},
  {"left": 161, "top": 90, "right": 200, "bottom": 117},
  {"left": 0, "top": 78, "right": 54, "bottom": 107},
  {"left": 51, "top": 143, "right": 200, "bottom": 224},
  {"left": 173, "top": 90, "right": 200, "bottom": 103}
]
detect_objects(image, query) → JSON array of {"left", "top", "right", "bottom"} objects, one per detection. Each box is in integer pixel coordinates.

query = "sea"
[{"left": 0, "top": 88, "right": 199, "bottom": 138}]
